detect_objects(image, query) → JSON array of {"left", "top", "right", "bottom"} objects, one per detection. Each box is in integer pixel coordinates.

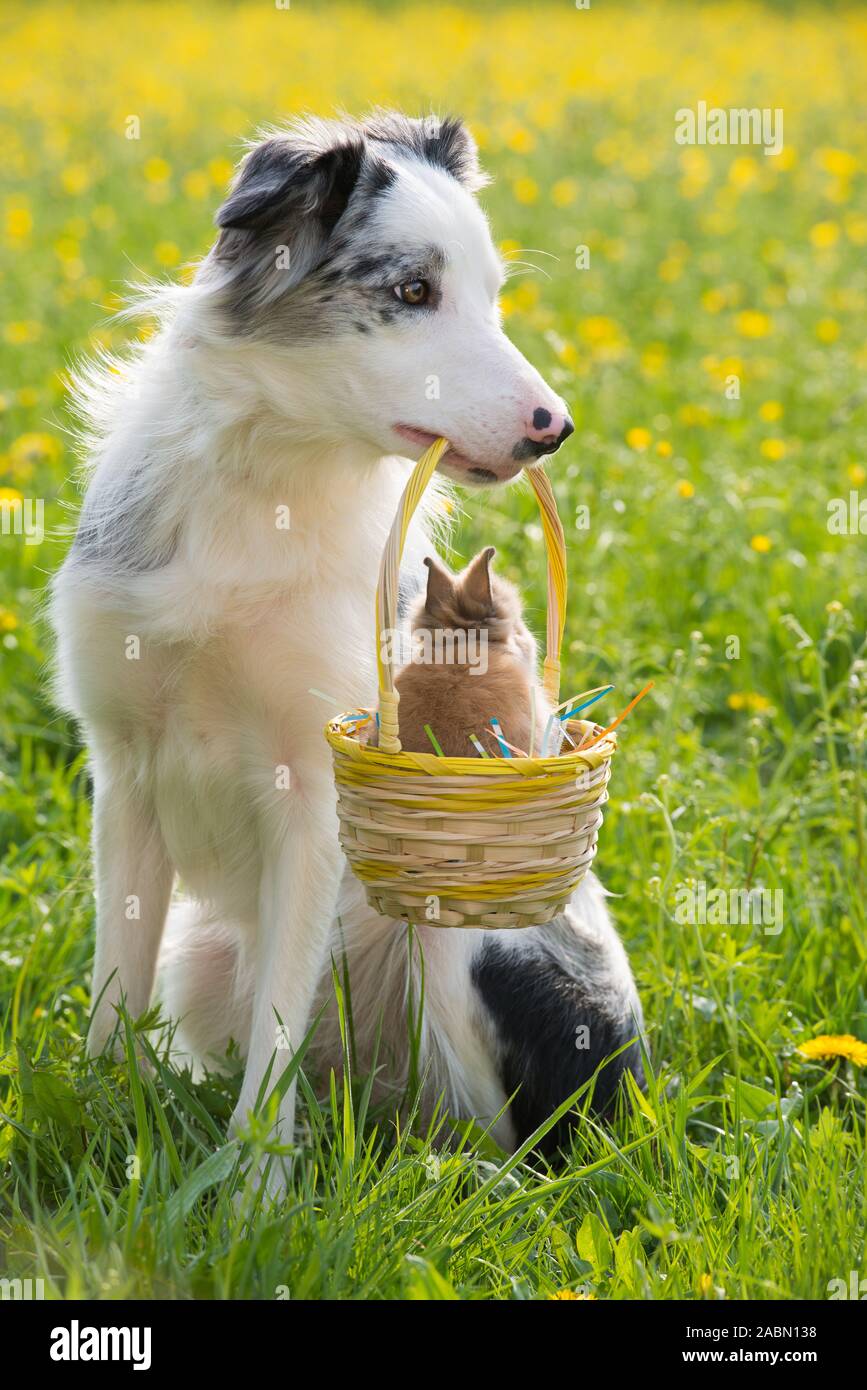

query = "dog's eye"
[{"left": 394, "top": 279, "right": 430, "bottom": 306}]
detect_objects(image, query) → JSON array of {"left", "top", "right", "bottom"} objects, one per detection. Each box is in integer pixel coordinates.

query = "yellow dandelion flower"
[
  {"left": 4, "top": 321, "right": 41, "bottom": 345},
  {"left": 183, "top": 170, "right": 210, "bottom": 201},
  {"left": 208, "top": 156, "right": 234, "bottom": 187},
  {"left": 656, "top": 441, "right": 673, "bottom": 458},
  {"left": 514, "top": 282, "right": 540, "bottom": 312},
  {"left": 727, "top": 693, "right": 746, "bottom": 711},
  {"left": 844, "top": 213, "right": 867, "bottom": 246},
  {"left": 557, "top": 341, "right": 579, "bottom": 368},
  {"left": 744, "top": 693, "right": 773, "bottom": 713},
  {"left": 640, "top": 345, "right": 667, "bottom": 377},
  {"left": 797, "top": 1035, "right": 867, "bottom": 1068},
  {"left": 144, "top": 156, "right": 171, "bottom": 184},
  {"left": 61, "top": 164, "right": 91, "bottom": 195},
  {"left": 701, "top": 288, "right": 726, "bottom": 314},
  {"left": 549, "top": 1289, "right": 596, "bottom": 1300},
  {"left": 0, "top": 486, "right": 24, "bottom": 505},
  {"left": 626, "top": 427, "right": 652, "bottom": 451},
  {"left": 578, "top": 315, "right": 621, "bottom": 345},
  {"left": 699, "top": 1273, "right": 713, "bottom": 1295},
  {"left": 826, "top": 178, "right": 852, "bottom": 207},
  {"left": 551, "top": 178, "right": 578, "bottom": 208},
  {"left": 0, "top": 607, "right": 18, "bottom": 632},
  {"left": 810, "top": 221, "right": 840, "bottom": 249},
  {"left": 6, "top": 205, "right": 32, "bottom": 238},
  {"left": 816, "top": 318, "right": 840, "bottom": 343},
  {"left": 677, "top": 479, "right": 694, "bottom": 498},
  {"left": 750, "top": 534, "right": 773, "bottom": 553},
  {"left": 506, "top": 127, "right": 535, "bottom": 155},
  {"left": 818, "top": 149, "right": 858, "bottom": 179},
  {"left": 54, "top": 235, "right": 80, "bottom": 262},
  {"left": 847, "top": 463, "right": 866, "bottom": 486},
  {"left": 679, "top": 404, "right": 712, "bottom": 427},
  {"left": 735, "top": 310, "right": 772, "bottom": 339},
  {"left": 10, "top": 433, "right": 60, "bottom": 472},
  {"left": 729, "top": 156, "right": 758, "bottom": 187},
  {"left": 154, "top": 240, "right": 180, "bottom": 267},
  {"left": 759, "top": 400, "right": 783, "bottom": 422},
  {"left": 513, "top": 177, "right": 539, "bottom": 205},
  {"left": 760, "top": 438, "right": 787, "bottom": 461}
]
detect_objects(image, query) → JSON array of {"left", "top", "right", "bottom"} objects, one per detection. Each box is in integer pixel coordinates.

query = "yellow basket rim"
[{"left": 324, "top": 710, "right": 617, "bottom": 776}]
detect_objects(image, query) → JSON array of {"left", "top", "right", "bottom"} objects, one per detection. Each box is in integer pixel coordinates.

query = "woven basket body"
[
  {"left": 326, "top": 715, "right": 616, "bottom": 928},
  {"left": 324, "top": 437, "right": 617, "bottom": 929}
]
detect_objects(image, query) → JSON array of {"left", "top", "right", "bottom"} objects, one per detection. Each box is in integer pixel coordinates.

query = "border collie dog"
[{"left": 51, "top": 112, "right": 644, "bottom": 1183}]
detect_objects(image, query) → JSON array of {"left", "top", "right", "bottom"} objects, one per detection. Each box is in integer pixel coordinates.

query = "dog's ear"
[
  {"left": 459, "top": 547, "right": 496, "bottom": 614},
  {"left": 216, "top": 130, "right": 365, "bottom": 237},
  {"left": 421, "top": 115, "right": 487, "bottom": 191},
  {"left": 422, "top": 555, "right": 457, "bottom": 618},
  {"left": 364, "top": 111, "right": 488, "bottom": 192}
]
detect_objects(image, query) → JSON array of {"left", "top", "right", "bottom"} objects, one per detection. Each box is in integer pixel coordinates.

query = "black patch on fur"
[{"left": 472, "top": 940, "right": 644, "bottom": 1155}]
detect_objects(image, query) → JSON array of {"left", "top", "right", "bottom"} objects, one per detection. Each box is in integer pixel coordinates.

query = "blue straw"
[
  {"left": 490, "top": 717, "right": 512, "bottom": 758},
  {"left": 558, "top": 685, "right": 614, "bottom": 721}
]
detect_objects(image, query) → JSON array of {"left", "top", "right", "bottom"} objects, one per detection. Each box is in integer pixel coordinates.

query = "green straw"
[{"left": 424, "top": 724, "right": 445, "bottom": 756}]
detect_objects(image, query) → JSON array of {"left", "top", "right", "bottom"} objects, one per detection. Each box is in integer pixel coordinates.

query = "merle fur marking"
[{"left": 207, "top": 115, "right": 476, "bottom": 341}]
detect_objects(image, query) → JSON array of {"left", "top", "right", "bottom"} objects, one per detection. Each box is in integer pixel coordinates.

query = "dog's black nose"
[
  {"left": 554, "top": 416, "right": 575, "bottom": 447},
  {"left": 514, "top": 414, "right": 574, "bottom": 461}
]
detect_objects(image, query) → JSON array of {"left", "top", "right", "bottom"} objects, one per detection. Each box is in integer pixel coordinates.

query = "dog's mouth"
[{"left": 393, "top": 425, "right": 523, "bottom": 485}]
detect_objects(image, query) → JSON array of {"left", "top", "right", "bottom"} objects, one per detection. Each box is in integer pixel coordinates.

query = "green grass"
[{"left": 2, "top": 0, "right": 867, "bottom": 1299}]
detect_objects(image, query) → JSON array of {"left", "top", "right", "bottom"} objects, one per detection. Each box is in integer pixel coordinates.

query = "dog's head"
[{"left": 205, "top": 112, "right": 572, "bottom": 484}]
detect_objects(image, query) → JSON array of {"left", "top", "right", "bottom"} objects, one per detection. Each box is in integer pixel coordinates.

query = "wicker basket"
[{"left": 325, "top": 438, "right": 617, "bottom": 929}]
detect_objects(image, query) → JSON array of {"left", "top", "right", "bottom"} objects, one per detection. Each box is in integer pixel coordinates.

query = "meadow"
[{"left": 1, "top": 0, "right": 866, "bottom": 1300}]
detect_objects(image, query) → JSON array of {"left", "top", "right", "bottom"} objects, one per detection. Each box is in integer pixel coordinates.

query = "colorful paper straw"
[
  {"left": 576, "top": 680, "right": 655, "bottom": 751},
  {"left": 489, "top": 717, "right": 512, "bottom": 758},
  {"left": 424, "top": 724, "right": 445, "bottom": 757}
]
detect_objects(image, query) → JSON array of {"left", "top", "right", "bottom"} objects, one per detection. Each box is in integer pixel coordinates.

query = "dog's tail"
[{"left": 157, "top": 899, "right": 254, "bottom": 1074}]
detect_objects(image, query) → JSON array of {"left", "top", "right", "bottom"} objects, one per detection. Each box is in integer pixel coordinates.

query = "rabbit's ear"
[
  {"left": 423, "top": 555, "right": 457, "bottom": 616},
  {"left": 460, "top": 546, "right": 496, "bottom": 613}
]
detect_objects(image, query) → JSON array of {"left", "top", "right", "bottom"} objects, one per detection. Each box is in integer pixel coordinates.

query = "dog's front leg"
[
  {"left": 233, "top": 788, "right": 343, "bottom": 1192},
  {"left": 88, "top": 748, "right": 174, "bottom": 1056}
]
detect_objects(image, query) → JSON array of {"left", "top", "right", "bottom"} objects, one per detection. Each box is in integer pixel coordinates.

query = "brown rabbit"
[{"left": 377, "top": 547, "right": 550, "bottom": 758}]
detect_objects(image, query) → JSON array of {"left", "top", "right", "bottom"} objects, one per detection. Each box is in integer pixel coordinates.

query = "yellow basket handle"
[{"left": 375, "top": 438, "right": 568, "bottom": 754}]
